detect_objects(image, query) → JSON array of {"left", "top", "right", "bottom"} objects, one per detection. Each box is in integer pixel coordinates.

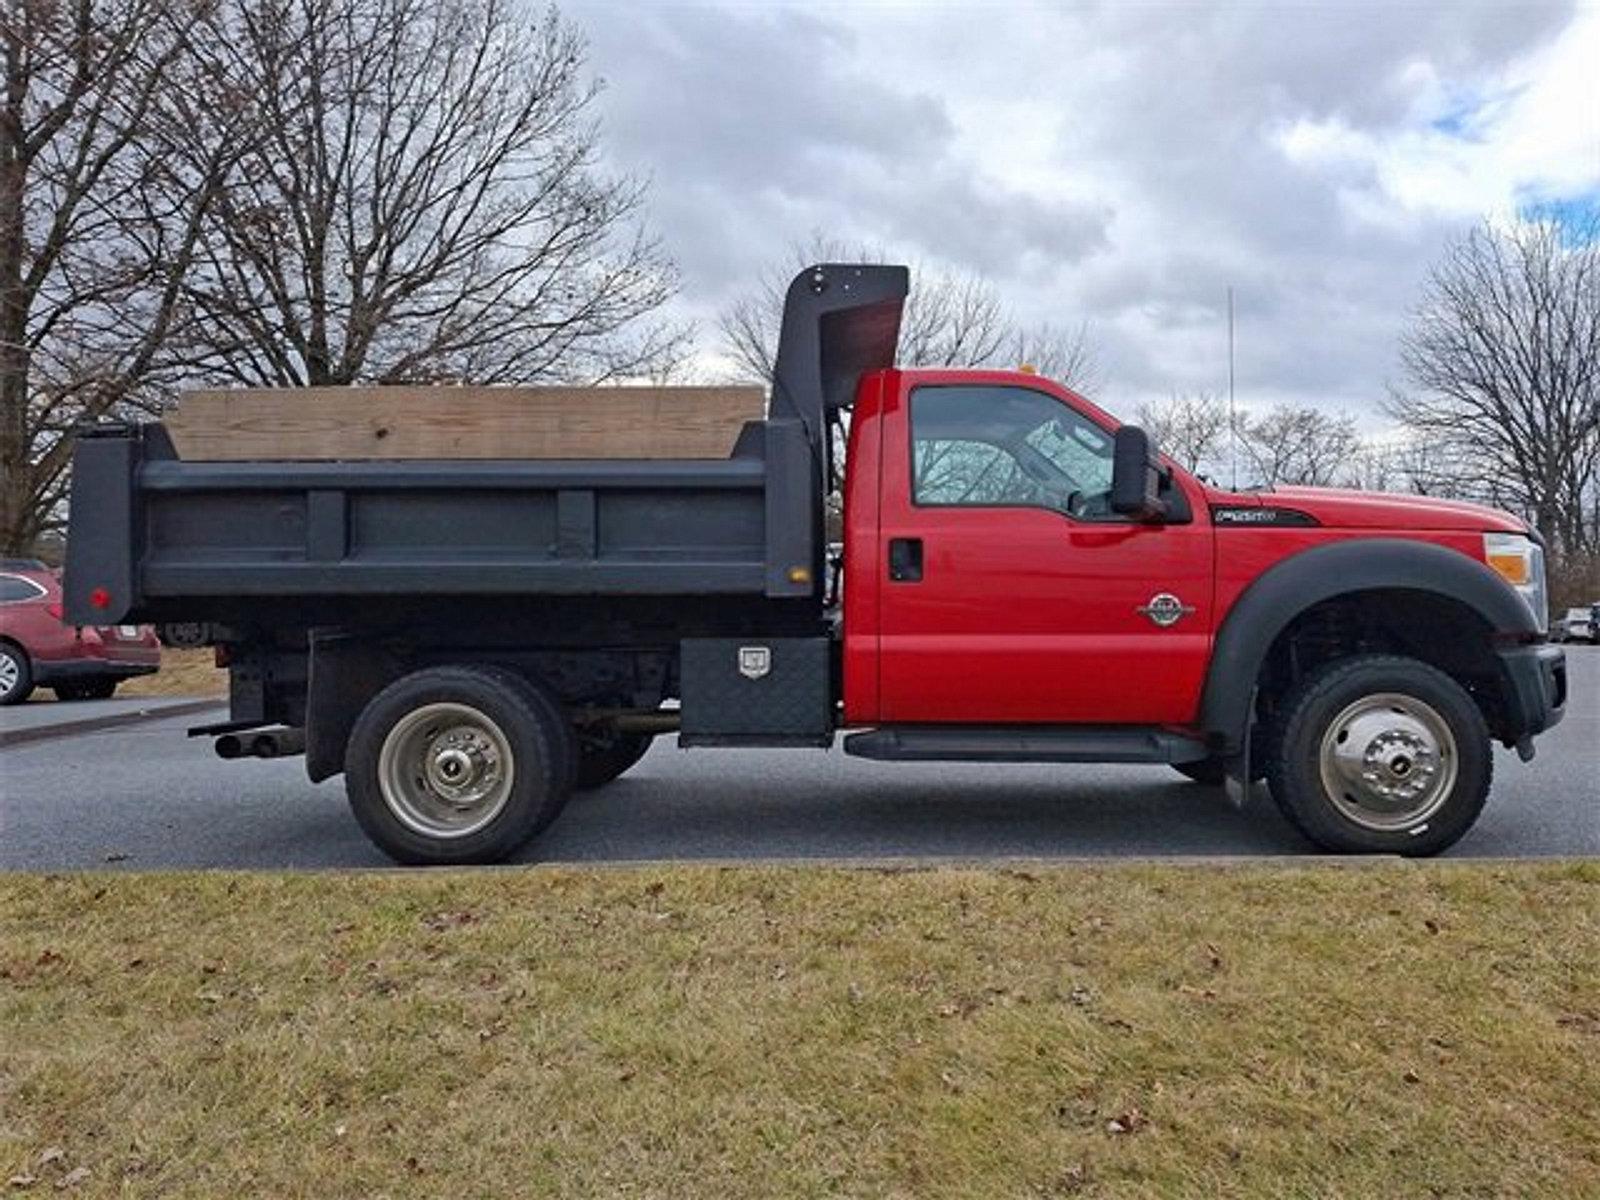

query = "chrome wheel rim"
[
  {"left": 376, "top": 702, "right": 515, "bottom": 839},
  {"left": 0, "top": 651, "right": 18, "bottom": 697},
  {"left": 1318, "top": 692, "right": 1458, "bottom": 832}
]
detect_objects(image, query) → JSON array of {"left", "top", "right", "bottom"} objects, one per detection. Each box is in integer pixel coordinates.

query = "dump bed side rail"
[{"left": 65, "top": 419, "right": 815, "bottom": 625}]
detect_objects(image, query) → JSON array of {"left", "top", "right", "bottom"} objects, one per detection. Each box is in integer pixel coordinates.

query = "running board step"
[{"left": 842, "top": 726, "right": 1210, "bottom": 765}]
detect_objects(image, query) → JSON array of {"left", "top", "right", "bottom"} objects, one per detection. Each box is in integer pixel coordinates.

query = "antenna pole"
[{"left": 1227, "top": 285, "right": 1238, "bottom": 491}]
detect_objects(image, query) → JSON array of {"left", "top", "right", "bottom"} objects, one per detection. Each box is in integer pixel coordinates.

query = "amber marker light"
[{"left": 1482, "top": 533, "right": 1547, "bottom": 632}]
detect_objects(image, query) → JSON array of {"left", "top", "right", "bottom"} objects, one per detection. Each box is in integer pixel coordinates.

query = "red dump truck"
[{"left": 63, "top": 264, "right": 1566, "bottom": 864}]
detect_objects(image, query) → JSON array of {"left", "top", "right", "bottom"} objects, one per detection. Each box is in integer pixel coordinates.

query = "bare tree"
[
  {"left": 165, "top": 0, "right": 682, "bottom": 388},
  {"left": 1136, "top": 390, "right": 1230, "bottom": 475},
  {"left": 1348, "top": 433, "right": 1481, "bottom": 499},
  {"left": 1388, "top": 217, "right": 1600, "bottom": 556},
  {"left": 1234, "top": 403, "right": 1362, "bottom": 488},
  {"left": 0, "top": 0, "right": 230, "bottom": 553},
  {"left": 718, "top": 236, "right": 1098, "bottom": 391}
]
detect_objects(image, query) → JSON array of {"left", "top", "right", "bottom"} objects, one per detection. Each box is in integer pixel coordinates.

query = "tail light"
[
  {"left": 214, "top": 644, "right": 232, "bottom": 668},
  {"left": 46, "top": 601, "right": 64, "bottom": 621}
]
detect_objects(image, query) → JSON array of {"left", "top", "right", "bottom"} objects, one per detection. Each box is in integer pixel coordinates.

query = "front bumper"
[{"left": 1496, "top": 642, "right": 1566, "bottom": 746}]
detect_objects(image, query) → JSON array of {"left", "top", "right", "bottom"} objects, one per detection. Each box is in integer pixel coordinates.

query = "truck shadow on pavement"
[{"left": 525, "top": 758, "right": 1321, "bottom": 865}]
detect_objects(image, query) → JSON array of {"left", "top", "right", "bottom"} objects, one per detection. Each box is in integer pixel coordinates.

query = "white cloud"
[
  {"left": 572, "top": 0, "right": 1588, "bottom": 422},
  {"left": 1276, "top": 9, "right": 1600, "bottom": 222}
]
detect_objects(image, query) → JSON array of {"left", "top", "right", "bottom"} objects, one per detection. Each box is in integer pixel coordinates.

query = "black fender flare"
[{"left": 1199, "top": 537, "right": 1536, "bottom": 752}]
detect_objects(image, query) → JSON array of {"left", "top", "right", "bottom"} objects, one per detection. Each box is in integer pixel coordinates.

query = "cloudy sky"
[{"left": 571, "top": 0, "right": 1599, "bottom": 428}]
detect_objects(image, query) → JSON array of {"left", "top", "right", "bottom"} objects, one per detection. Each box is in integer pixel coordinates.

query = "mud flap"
[
  {"left": 1222, "top": 716, "right": 1254, "bottom": 810},
  {"left": 305, "top": 634, "right": 405, "bottom": 782}
]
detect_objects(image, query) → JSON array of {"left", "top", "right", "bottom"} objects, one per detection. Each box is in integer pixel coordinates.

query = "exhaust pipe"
[
  {"left": 214, "top": 728, "right": 306, "bottom": 760},
  {"left": 250, "top": 728, "right": 306, "bottom": 758}
]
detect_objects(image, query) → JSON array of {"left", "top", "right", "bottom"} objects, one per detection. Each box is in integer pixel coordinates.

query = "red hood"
[{"left": 1207, "top": 484, "right": 1528, "bottom": 533}]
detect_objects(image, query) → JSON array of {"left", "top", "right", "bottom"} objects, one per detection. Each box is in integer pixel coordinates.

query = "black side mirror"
[{"left": 1110, "top": 425, "right": 1169, "bottom": 521}]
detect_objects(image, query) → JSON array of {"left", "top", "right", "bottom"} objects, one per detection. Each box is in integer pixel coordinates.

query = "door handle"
[{"left": 888, "top": 537, "right": 923, "bottom": 582}]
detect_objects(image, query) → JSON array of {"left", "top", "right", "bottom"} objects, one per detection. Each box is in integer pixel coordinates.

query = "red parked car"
[{"left": 0, "top": 559, "right": 159, "bottom": 705}]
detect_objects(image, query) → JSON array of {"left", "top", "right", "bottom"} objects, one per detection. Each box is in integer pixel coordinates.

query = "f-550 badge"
[{"left": 1136, "top": 593, "right": 1196, "bottom": 628}]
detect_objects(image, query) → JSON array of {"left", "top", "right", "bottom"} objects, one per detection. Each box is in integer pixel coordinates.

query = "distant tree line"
[
  {"left": 1140, "top": 216, "right": 1599, "bottom": 606},
  {"left": 0, "top": 0, "right": 680, "bottom": 554}
]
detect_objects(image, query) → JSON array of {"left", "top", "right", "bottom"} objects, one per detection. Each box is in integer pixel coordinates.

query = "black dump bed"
[{"left": 63, "top": 265, "right": 907, "bottom": 629}]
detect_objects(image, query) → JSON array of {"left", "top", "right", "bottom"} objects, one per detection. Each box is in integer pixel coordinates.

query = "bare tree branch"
[
  {"left": 1, "top": 0, "right": 230, "bottom": 553},
  {"left": 1233, "top": 403, "right": 1362, "bottom": 488},
  {"left": 1387, "top": 217, "right": 1600, "bottom": 558},
  {"left": 164, "top": 0, "right": 685, "bottom": 389},
  {"left": 717, "top": 235, "right": 1100, "bottom": 392},
  {"left": 1137, "top": 390, "right": 1230, "bottom": 476}
]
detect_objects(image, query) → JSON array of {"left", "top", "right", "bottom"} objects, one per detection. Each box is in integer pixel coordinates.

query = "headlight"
[{"left": 1483, "top": 532, "right": 1547, "bottom": 633}]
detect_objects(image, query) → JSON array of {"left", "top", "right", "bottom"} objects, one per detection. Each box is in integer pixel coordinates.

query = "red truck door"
[{"left": 872, "top": 376, "right": 1214, "bottom": 725}]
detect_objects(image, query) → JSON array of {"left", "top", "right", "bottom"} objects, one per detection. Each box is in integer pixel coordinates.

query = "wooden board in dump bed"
[{"left": 163, "top": 386, "right": 767, "bottom": 460}]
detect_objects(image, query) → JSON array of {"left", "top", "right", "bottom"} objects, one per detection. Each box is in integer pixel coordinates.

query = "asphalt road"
[{"left": 2, "top": 649, "right": 1595, "bottom": 870}]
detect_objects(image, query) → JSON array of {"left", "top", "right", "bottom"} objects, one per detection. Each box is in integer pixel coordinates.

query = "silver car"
[{"left": 1556, "top": 607, "right": 1596, "bottom": 643}]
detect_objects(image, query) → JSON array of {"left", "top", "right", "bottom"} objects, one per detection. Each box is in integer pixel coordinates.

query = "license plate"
[{"left": 117, "top": 625, "right": 140, "bottom": 638}]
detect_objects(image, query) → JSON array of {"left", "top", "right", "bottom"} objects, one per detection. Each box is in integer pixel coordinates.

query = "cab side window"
[{"left": 910, "top": 385, "right": 1116, "bottom": 517}]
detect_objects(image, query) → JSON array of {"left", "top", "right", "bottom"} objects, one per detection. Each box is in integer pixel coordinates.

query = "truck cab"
[
  {"left": 63, "top": 262, "right": 1566, "bottom": 865},
  {"left": 833, "top": 359, "right": 1564, "bottom": 857},
  {"left": 843, "top": 369, "right": 1214, "bottom": 727}
]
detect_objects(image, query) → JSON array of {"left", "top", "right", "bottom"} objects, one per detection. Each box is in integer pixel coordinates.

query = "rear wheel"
[
  {"left": 1264, "top": 654, "right": 1491, "bottom": 856},
  {"left": 345, "top": 665, "right": 574, "bottom": 865},
  {"left": 54, "top": 678, "right": 117, "bottom": 701},
  {"left": 574, "top": 730, "right": 653, "bottom": 790},
  {"left": 0, "top": 643, "right": 33, "bottom": 706}
]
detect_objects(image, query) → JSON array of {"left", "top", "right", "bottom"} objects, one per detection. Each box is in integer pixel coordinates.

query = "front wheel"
[
  {"left": 1264, "top": 654, "right": 1491, "bottom": 856},
  {"left": 345, "top": 665, "right": 574, "bottom": 866}
]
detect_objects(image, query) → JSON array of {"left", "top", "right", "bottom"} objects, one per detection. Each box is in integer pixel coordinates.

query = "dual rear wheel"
[{"left": 345, "top": 666, "right": 652, "bottom": 866}]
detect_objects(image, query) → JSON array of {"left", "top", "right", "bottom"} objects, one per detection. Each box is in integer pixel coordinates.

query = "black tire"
[
  {"left": 54, "top": 678, "right": 117, "bottom": 702},
  {"left": 574, "top": 730, "right": 653, "bottom": 790},
  {"left": 0, "top": 642, "right": 34, "bottom": 706},
  {"left": 1263, "top": 654, "right": 1491, "bottom": 857},
  {"left": 344, "top": 665, "right": 575, "bottom": 866}
]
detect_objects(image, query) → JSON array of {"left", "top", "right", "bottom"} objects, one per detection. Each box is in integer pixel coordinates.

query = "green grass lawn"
[{"left": 3, "top": 862, "right": 1597, "bottom": 1197}]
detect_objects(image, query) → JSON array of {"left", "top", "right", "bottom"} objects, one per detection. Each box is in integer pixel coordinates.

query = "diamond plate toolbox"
[{"left": 679, "top": 636, "right": 832, "bottom": 746}]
